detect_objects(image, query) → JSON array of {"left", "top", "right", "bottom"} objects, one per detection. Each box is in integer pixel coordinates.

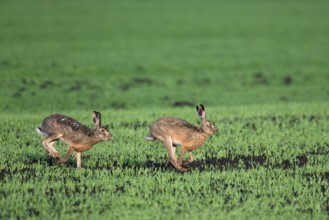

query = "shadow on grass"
[{"left": 0, "top": 151, "right": 314, "bottom": 182}]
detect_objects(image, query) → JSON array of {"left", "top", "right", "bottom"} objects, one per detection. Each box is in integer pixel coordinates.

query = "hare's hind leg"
[
  {"left": 57, "top": 146, "right": 74, "bottom": 164},
  {"left": 42, "top": 133, "right": 63, "bottom": 159},
  {"left": 163, "top": 137, "right": 187, "bottom": 172}
]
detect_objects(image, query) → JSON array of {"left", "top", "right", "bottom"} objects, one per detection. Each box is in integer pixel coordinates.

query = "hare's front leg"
[
  {"left": 76, "top": 152, "right": 82, "bottom": 168},
  {"left": 57, "top": 146, "right": 73, "bottom": 164},
  {"left": 179, "top": 149, "right": 195, "bottom": 167},
  {"left": 178, "top": 147, "right": 187, "bottom": 165},
  {"left": 188, "top": 151, "right": 194, "bottom": 163}
]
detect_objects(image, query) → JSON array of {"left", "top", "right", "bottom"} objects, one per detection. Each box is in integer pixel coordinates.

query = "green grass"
[
  {"left": 1, "top": 103, "right": 329, "bottom": 219},
  {"left": 1, "top": 0, "right": 329, "bottom": 219}
]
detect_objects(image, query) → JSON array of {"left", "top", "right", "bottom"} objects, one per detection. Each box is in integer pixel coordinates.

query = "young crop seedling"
[
  {"left": 36, "top": 111, "right": 112, "bottom": 168},
  {"left": 145, "top": 104, "right": 217, "bottom": 172}
]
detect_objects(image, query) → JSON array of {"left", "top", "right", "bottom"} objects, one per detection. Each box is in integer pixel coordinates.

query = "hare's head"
[
  {"left": 93, "top": 111, "right": 113, "bottom": 141},
  {"left": 196, "top": 104, "right": 217, "bottom": 135}
]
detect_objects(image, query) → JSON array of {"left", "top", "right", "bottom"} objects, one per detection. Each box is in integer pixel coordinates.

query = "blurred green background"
[{"left": 1, "top": 0, "right": 328, "bottom": 113}]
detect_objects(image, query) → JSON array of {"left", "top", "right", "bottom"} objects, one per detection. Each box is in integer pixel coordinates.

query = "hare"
[
  {"left": 145, "top": 104, "right": 217, "bottom": 172},
  {"left": 35, "top": 111, "right": 112, "bottom": 168}
]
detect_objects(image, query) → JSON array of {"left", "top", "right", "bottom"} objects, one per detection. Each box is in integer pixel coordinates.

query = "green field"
[{"left": 1, "top": 0, "right": 329, "bottom": 219}]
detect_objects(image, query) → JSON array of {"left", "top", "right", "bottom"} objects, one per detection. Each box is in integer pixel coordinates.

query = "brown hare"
[
  {"left": 145, "top": 104, "right": 217, "bottom": 172},
  {"left": 35, "top": 111, "right": 112, "bottom": 168}
]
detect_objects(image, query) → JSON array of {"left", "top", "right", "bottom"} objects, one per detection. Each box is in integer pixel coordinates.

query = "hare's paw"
[
  {"left": 182, "top": 160, "right": 195, "bottom": 167},
  {"left": 169, "top": 161, "right": 188, "bottom": 172},
  {"left": 48, "top": 151, "right": 61, "bottom": 159},
  {"left": 179, "top": 166, "right": 188, "bottom": 172},
  {"left": 56, "top": 158, "right": 66, "bottom": 164}
]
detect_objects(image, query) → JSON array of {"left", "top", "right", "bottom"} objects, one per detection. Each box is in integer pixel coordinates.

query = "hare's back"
[
  {"left": 42, "top": 114, "right": 90, "bottom": 134},
  {"left": 152, "top": 117, "right": 197, "bottom": 131}
]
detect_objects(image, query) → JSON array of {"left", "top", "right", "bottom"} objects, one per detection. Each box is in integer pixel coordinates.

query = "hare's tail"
[
  {"left": 35, "top": 127, "right": 47, "bottom": 137},
  {"left": 145, "top": 135, "right": 156, "bottom": 141}
]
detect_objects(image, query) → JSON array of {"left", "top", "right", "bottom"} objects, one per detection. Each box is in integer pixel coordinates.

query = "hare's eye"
[{"left": 100, "top": 129, "right": 106, "bottom": 133}]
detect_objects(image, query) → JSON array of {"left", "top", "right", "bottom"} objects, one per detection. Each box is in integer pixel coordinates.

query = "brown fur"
[
  {"left": 36, "top": 111, "right": 112, "bottom": 168},
  {"left": 146, "top": 105, "right": 217, "bottom": 172}
]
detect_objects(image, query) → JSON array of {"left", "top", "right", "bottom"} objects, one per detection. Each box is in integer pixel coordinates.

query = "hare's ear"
[
  {"left": 93, "top": 111, "right": 102, "bottom": 128},
  {"left": 196, "top": 104, "right": 206, "bottom": 121}
]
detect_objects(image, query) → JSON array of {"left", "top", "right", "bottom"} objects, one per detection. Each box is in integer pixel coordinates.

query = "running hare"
[
  {"left": 145, "top": 104, "right": 217, "bottom": 172},
  {"left": 36, "top": 111, "right": 112, "bottom": 168}
]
